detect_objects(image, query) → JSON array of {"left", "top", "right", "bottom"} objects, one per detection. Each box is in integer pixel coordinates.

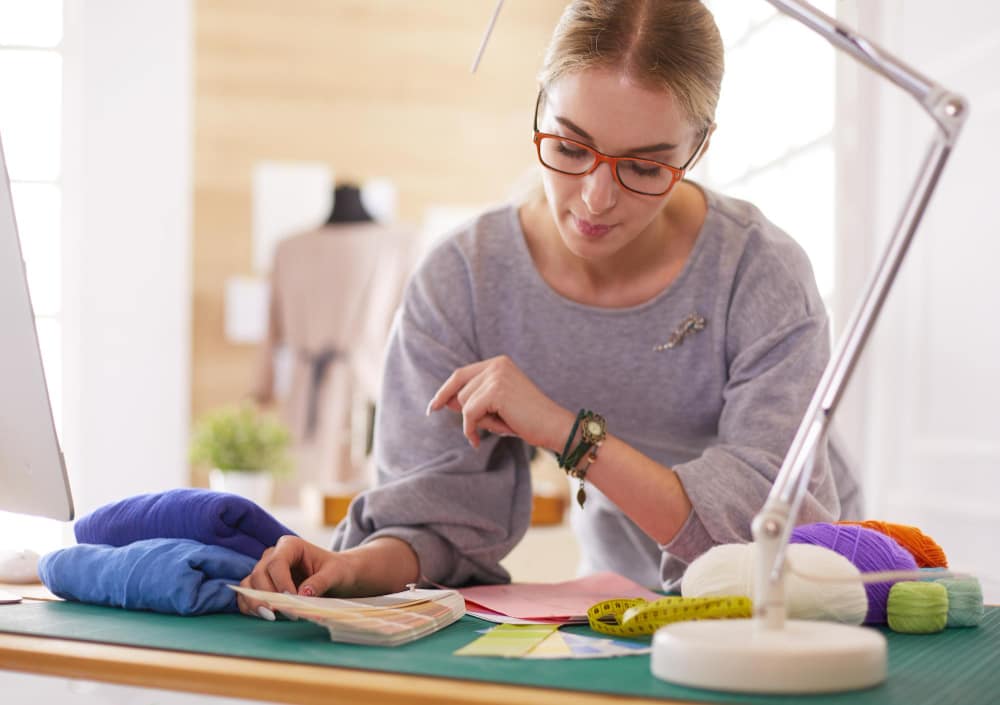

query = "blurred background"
[{"left": 1, "top": 0, "right": 997, "bottom": 600}]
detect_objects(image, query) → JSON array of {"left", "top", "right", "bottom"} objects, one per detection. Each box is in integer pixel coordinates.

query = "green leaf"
[{"left": 189, "top": 404, "right": 293, "bottom": 475}]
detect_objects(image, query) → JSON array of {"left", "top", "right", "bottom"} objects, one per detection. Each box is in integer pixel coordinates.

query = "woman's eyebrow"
[{"left": 554, "top": 115, "right": 679, "bottom": 154}]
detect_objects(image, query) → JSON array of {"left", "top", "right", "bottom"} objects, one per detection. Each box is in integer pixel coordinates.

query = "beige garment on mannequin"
[{"left": 253, "top": 222, "right": 414, "bottom": 500}]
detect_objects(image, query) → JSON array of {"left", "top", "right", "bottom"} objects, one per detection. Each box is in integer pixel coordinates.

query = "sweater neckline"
[{"left": 509, "top": 183, "right": 719, "bottom": 316}]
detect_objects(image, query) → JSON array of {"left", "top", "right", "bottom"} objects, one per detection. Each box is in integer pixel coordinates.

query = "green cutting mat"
[{"left": 1, "top": 601, "right": 998, "bottom": 704}]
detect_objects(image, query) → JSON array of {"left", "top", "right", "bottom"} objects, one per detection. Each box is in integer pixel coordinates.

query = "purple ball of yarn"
[{"left": 790, "top": 522, "right": 917, "bottom": 624}]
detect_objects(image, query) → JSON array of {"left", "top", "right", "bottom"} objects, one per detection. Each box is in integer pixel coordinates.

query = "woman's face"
[{"left": 537, "top": 67, "right": 702, "bottom": 262}]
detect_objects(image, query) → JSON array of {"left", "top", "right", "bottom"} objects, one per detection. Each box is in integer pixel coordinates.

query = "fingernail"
[
  {"left": 300, "top": 585, "right": 315, "bottom": 597},
  {"left": 425, "top": 403, "right": 432, "bottom": 416},
  {"left": 257, "top": 606, "right": 276, "bottom": 621}
]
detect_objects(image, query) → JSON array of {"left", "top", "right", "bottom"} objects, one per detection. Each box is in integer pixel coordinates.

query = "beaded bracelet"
[{"left": 555, "top": 409, "right": 607, "bottom": 508}]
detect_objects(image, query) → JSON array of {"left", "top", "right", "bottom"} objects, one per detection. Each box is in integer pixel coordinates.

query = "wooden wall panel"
[{"left": 192, "top": 1, "right": 566, "bottom": 482}]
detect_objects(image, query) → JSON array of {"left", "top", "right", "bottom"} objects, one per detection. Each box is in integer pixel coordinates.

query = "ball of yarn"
[
  {"left": 931, "top": 577, "right": 984, "bottom": 627},
  {"left": 838, "top": 520, "right": 948, "bottom": 568},
  {"left": 790, "top": 523, "right": 918, "bottom": 624},
  {"left": 681, "top": 542, "right": 868, "bottom": 625},
  {"left": 887, "top": 581, "right": 948, "bottom": 634},
  {"left": 681, "top": 543, "right": 752, "bottom": 597}
]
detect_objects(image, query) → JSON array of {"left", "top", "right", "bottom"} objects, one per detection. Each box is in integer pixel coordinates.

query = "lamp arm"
[
  {"left": 765, "top": 1, "right": 932, "bottom": 102},
  {"left": 752, "top": 0, "right": 969, "bottom": 629}
]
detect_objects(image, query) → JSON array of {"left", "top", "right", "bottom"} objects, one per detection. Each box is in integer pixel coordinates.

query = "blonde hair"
[{"left": 539, "top": 0, "right": 724, "bottom": 131}]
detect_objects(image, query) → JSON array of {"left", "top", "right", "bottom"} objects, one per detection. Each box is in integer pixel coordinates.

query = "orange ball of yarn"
[{"left": 837, "top": 520, "right": 947, "bottom": 568}]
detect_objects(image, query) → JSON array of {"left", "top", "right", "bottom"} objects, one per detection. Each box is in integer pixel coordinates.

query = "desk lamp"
[
  {"left": 471, "top": 0, "right": 967, "bottom": 693},
  {"left": 649, "top": 0, "right": 967, "bottom": 692}
]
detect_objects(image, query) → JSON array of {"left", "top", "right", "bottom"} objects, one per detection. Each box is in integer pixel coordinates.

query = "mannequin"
[
  {"left": 288, "top": 184, "right": 373, "bottom": 439},
  {"left": 253, "top": 181, "right": 413, "bottom": 513},
  {"left": 325, "top": 184, "right": 373, "bottom": 225}
]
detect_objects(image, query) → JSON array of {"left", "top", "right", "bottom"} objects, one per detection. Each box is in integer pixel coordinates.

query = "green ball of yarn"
[
  {"left": 887, "top": 582, "right": 948, "bottom": 634},
  {"left": 933, "top": 577, "right": 985, "bottom": 627}
]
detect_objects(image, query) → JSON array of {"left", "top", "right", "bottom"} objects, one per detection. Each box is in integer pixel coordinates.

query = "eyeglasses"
[{"left": 532, "top": 91, "right": 709, "bottom": 197}]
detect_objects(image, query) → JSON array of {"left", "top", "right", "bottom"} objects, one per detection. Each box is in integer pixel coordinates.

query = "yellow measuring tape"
[{"left": 587, "top": 596, "right": 753, "bottom": 638}]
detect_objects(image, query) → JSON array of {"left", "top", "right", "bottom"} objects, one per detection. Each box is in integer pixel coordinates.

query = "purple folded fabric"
[{"left": 74, "top": 489, "right": 296, "bottom": 559}]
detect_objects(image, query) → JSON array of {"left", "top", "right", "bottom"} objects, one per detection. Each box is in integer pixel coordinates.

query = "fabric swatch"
[
  {"left": 74, "top": 488, "right": 295, "bottom": 559},
  {"left": 39, "top": 538, "right": 257, "bottom": 615}
]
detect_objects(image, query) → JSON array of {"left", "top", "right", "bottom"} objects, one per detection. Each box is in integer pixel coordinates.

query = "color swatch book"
[{"left": 230, "top": 586, "right": 465, "bottom": 646}]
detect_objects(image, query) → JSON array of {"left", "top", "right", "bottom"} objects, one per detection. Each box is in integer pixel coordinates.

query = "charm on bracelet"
[
  {"left": 567, "top": 411, "right": 606, "bottom": 509},
  {"left": 569, "top": 444, "right": 601, "bottom": 508}
]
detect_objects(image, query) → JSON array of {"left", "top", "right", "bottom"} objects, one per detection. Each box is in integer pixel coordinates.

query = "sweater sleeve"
[
  {"left": 663, "top": 233, "right": 841, "bottom": 567},
  {"left": 329, "top": 238, "right": 534, "bottom": 586}
]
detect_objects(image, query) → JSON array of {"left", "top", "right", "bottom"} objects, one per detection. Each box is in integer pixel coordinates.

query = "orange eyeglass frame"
[{"left": 532, "top": 90, "right": 711, "bottom": 197}]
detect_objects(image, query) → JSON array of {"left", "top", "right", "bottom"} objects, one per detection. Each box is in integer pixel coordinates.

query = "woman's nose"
[{"left": 581, "top": 162, "right": 617, "bottom": 215}]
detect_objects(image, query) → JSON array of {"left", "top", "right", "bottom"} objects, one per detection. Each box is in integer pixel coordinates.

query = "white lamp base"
[{"left": 651, "top": 618, "right": 887, "bottom": 694}]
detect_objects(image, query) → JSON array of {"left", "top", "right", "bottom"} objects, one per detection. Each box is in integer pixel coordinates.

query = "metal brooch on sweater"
[{"left": 654, "top": 313, "right": 707, "bottom": 352}]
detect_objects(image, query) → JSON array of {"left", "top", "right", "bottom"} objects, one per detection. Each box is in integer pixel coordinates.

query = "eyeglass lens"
[{"left": 537, "top": 136, "right": 676, "bottom": 195}]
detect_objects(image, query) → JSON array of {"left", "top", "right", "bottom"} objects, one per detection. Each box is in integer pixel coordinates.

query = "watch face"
[{"left": 581, "top": 414, "right": 606, "bottom": 443}]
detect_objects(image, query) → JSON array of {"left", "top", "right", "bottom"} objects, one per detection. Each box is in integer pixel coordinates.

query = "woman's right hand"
[{"left": 236, "top": 535, "right": 355, "bottom": 618}]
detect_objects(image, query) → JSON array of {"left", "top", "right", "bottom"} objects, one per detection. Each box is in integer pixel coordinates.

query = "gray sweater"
[{"left": 331, "top": 187, "right": 861, "bottom": 590}]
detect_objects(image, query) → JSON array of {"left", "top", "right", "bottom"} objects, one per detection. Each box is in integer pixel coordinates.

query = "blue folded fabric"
[
  {"left": 74, "top": 489, "right": 296, "bottom": 559},
  {"left": 39, "top": 538, "right": 257, "bottom": 615}
]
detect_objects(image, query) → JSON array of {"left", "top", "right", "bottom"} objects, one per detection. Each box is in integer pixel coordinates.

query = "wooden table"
[
  {"left": 0, "top": 584, "right": 687, "bottom": 705},
  {"left": 6, "top": 584, "right": 996, "bottom": 705},
  {"left": 0, "top": 631, "right": 685, "bottom": 705}
]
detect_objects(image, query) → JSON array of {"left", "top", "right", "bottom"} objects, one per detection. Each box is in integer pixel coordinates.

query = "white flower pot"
[{"left": 208, "top": 469, "right": 275, "bottom": 508}]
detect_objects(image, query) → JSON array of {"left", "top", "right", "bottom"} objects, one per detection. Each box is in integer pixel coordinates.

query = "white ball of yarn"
[{"left": 681, "top": 542, "right": 868, "bottom": 625}]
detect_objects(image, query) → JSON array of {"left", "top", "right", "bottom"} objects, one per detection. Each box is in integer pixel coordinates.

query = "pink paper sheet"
[{"left": 458, "top": 571, "right": 662, "bottom": 620}]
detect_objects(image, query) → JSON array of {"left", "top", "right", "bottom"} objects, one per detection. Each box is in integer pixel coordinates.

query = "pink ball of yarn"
[{"left": 790, "top": 522, "right": 917, "bottom": 624}]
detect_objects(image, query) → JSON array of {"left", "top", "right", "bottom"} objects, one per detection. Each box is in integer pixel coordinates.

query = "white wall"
[
  {"left": 835, "top": 1, "right": 1000, "bottom": 600},
  {"left": 1, "top": 3, "right": 199, "bottom": 700},
  {"left": 61, "top": 0, "right": 192, "bottom": 515}
]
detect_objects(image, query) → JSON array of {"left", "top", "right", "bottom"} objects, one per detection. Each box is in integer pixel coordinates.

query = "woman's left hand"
[{"left": 426, "top": 355, "right": 572, "bottom": 451}]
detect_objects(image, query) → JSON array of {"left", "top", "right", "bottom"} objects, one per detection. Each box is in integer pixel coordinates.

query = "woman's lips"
[{"left": 573, "top": 214, "right": 613, "bottom": 238}]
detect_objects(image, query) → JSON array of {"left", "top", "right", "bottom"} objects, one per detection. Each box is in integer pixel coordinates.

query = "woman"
[{"left": 237, "top": 0, "right": 860, "bottom": 616}]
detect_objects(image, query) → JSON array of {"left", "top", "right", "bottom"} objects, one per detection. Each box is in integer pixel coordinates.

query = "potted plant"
[{"left": 189, "top": 403, "right": 293, "bottom": 507}]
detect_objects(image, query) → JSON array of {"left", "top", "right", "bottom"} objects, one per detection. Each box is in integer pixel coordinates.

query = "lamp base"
[{"left": 651, "top": 618, "right": 887, "bottom": 694}]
